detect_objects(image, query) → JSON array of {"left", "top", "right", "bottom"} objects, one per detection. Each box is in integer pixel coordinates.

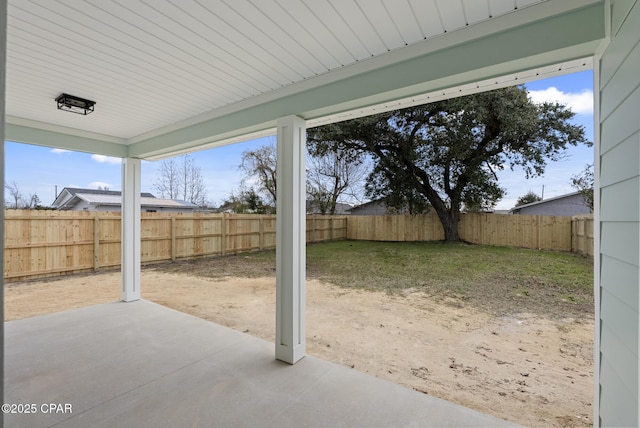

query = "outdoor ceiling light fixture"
[{"left": 55, "top": 93, "right": 95, "bottom": 115}]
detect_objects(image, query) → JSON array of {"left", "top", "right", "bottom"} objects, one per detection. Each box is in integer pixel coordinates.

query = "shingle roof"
[{"left": 75, "top": 194, "right": 196, "bottom": 208}]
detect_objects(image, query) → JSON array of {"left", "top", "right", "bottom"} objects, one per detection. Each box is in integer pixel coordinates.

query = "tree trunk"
[{"left": 431, "top": 205, "right": 460, "bottom": 242}]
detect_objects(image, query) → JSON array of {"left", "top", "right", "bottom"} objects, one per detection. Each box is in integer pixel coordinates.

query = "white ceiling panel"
[
  {"left": 272, "top": 0, "right": 354, "bottom": 69},
  {"left": 5, "top": 0, "right": 604, "bottom": 158},
  {"left": 462, "top": 0, "right": 491, "bottom": 24},
  {"left": 489, "top": 0, "right": 518, "bottom": 16},
  {"left": 409, "top": 0, "right": 446, "bottom": 38},
  {"left": 249, "top": 1, "right": 334, "bottom": 74},
  {"left": 330, "top": 1, "right": 388, "bottom": 56},
  {"left": 359, "top": 1, "right": 407, "bottom": 50},
  {"left": 436, "top": 0, "right": 467, "bottom": 31},
  {"left": 517, "top": 0, "right": 544, "bottom": 7},
  {"left": 382, "top": 0, "right": 421, "bottom": 46},
  {"left": 303, "top": 1, "right": 372, "bottom": 60}
]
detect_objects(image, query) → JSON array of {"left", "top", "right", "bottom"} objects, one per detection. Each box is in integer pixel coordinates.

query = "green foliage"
[
  {"left": 218, "top": 188, "right": 274, "bottom": 214},
  {"left": 515, "top": 191, "right": 543, "bottom": 207},
  {"left": 571, "top": 164, "right": 594, "bottom": 212},
  {"left": 309, "top": 86, "right": 589, "bottom": 240}
]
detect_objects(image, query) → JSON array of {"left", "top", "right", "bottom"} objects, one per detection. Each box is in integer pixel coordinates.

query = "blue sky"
[{"left": 5, "top": 70, "right": 594, "bottom": 210}]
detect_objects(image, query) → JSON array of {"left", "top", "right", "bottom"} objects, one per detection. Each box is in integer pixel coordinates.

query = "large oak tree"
[{"left": 308, "top": 86, "right": 589, "bottom": 241}]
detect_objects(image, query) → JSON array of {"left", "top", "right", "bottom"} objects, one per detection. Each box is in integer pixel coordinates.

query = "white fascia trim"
[{"left": 6, "top": 116, "right": 128, "bottom": 157}]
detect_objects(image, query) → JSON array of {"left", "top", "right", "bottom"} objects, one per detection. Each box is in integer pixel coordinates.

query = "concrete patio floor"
[{"left": 5, "top": 300, "right": 516, "bottom": 428}]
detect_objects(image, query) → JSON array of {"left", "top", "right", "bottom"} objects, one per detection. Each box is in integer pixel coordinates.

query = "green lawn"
[{"left": 152, "top": 240, "right": 594, "bottom": 318}]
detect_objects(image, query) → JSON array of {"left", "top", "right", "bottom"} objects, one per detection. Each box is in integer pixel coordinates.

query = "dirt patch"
[{"left": 5, "top": 270, "right": 593, "bottom": 427}]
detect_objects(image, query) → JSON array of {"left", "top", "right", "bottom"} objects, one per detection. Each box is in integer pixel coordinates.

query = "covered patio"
[
  {"left": 2, "top": 0, "right": 639, "bottom": 426},
  {"left": 5, "top": 300, "right": 513, "bottom": 427}
]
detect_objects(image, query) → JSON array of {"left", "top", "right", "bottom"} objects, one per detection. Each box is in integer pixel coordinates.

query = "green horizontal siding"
[
  {"left": 598, "top": 1, "right": 640, "bottom": 426},
  {"left": 599, "top": 132, "right": 640, "bottom": 187},
  {"left": 600, "top": 177, "right": 640, "bottom": 222}
]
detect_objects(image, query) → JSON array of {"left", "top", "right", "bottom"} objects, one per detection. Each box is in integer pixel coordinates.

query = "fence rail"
[
  {"left": 3, "top": 211, "right": 347, "bottom": 282},
  {"left": 3, "top": 210, "right": 593, "bottom": 282}
]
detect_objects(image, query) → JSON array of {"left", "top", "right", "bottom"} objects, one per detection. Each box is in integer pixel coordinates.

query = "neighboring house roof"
[
  {"left": 509, "top": 191, "right": 590, "bottom": 216},
  {"left": 58, "top": 187, "right": 156, "bottom": 199},
  {"left": 347, "top": 199, "right": 411, "bottom": 215},
  {"left": 52, "top": 187, "right": 197, "bottom": 211}
]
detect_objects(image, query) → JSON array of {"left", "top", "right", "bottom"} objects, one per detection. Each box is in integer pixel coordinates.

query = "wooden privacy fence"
[
  {"left": 459, "top": 213, "right": 572, "bottom": 251},
  {"left": 348, "top": 213, "right": 592, "bottom": 254},
  {"left": 4, "top": 210, "right": 347, "bottom": 282},
  {"left": 347, "top": 213, "right": 445, "bottom": 241},
  {"left": 3, "top": 210, "right": 593, "bottom": 282}
]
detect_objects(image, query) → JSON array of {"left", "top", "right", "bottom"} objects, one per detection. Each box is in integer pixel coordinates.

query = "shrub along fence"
[
  {"left": 3, "top": 210, "right": 347, "bottom": 282},
  {"left": 3, "top": 210, "right": 593, "bottom": 282}
]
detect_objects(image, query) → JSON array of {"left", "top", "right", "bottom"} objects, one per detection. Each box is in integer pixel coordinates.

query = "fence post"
[
  {"left": 93, "top": 215, "right": 100, "bottom": 271},
  {"left": 221, "top": 214, "right": 226, "bottom": 255},
  {"left": 171, "top": 216, "right": 176, "bottom": 261},
  {"left": 259, "top": 215, "right": 264, "bottom": 250},
  {"left": 329, "top": 217, "right": 334, "bottom": 241}
]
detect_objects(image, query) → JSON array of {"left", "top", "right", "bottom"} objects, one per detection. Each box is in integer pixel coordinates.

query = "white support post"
[
  {"left": 276, "top": 115, "right": 306, "bottom": 364},
  {"left": 0, "top": 0, "right": 7, "bottom": 411},
  {"left": 121, "top": 157, "right": 141, "bottom": 302}
]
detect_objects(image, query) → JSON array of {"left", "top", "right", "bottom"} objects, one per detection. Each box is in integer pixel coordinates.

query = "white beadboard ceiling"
[{"left": 4, "top": 0, "right": 604, "bottom": 159}]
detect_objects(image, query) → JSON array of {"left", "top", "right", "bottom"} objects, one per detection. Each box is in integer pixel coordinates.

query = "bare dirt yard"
[{"left": 6, "top": 260, "right": 593, "bottom": 427}]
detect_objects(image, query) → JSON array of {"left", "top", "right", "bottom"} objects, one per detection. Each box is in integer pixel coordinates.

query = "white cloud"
[
  {"left": 91, "top": 154, "right": 122, "bottom": 164},
  {"left": 50, "top": 148, "right": 70, "bottom": 154},
  {"left": 89, "top": 181, "right": 113, "bottom": 190},
  {"left": 527, "top": 87, "right": 593, "bottom": 115}
]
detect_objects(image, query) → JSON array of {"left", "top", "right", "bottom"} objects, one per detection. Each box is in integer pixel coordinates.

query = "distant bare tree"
[
  {"left": 179, "top": 155, "right": 207, "bottom": 206},
  {"left": 4, "top": 181, "right": 40, "bottom": 209},
  {"left": 154, "top": 158, "right": 180, "bottom": 199},
  {"left": 236, "top": 141, "right": 368, "bottom": 214},
  {"left": 306, "top": 149, "right": 368, "bottom": 214},
  {"left": 5, "top": 180, "right": 21, "bottom": 209},
  {"left": 154, "top": 154, "right": 208, "bottom": 206}
]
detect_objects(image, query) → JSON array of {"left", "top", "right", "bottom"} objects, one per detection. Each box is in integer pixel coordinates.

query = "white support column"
[
  {"left": 121, "top": 157, "right": 141, "bottom": 302},
  {"left": 276, "top": 115, "right": 306, "bottom": 364},
  {"left": 0, "top": 0, "right": 7, "bottom": 411}
]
